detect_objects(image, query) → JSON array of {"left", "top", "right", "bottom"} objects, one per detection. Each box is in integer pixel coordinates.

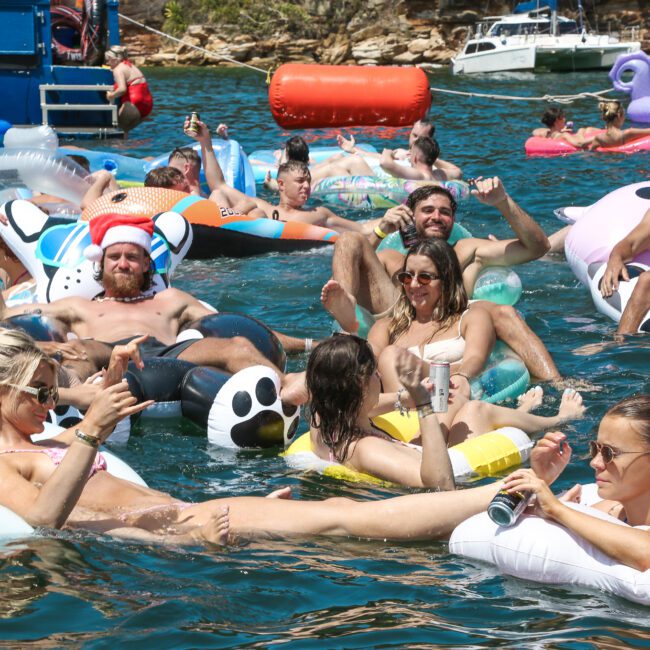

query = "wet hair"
[
  {"left": 388, "top": 239, "right": 468, "bottom": 344},
  {"left": 412, "top": 136, "right": 440, "bottom": 166},
  {"left": 605, "top": 394, "right": 650, "bottom": 447},
  {"left": 144, "top": 166, "right": 187, "bottom": 189},
  {"left": 66, "top": 154, "right": 91, "bottom": 173},
  {"left": 285, "top": 136, "right": 310, "bottom": 163},
  {"left": 416, "top": 118, "right": 435, "bottom": 137},
  {"left": 277, "top": 160, "right": 311, "bottom": 181},
  {"left": 541, "top": 106, "right": 565, "bottom": 128},
  {"left": 105, "top": 45, "right": 128, "bottom": 61},
  {"left": 0, "top": 328, "right": 56, "bottom": 406},
  {"left": 599, "top": 100, "right": 624, "bottom": 125},
  {"left": 406, "top": 184, "right": 457, "bottom": 216},
  {"left": 168, "top": 146, "right": 201, "bottom": 169},
  {"left": 306, "top": 334, "right": 377, "bottom": 463},
  {"left": 93, "top": 251, "right": 154, "bottom": 291}
]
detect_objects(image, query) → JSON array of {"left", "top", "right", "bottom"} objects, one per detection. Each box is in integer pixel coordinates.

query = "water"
[{"left": 2, "top": 66, "right": 650, "bottom": 646}]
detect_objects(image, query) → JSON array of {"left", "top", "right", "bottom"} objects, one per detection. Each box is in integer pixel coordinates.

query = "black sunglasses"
[
  {"left": 588, "top": 440, "right": 650, "bottom": 465},
  {"left": 397, "top": 271, "right": 441, "bottom": 286},
  {"left": 10, "top": 384, "right": 59, "bottom": 405}
]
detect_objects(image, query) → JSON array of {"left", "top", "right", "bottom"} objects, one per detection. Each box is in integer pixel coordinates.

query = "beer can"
[
  {"left": 399, "top": 222, "right": 419, "bottom": 249},
  {"left": 487, "top": 489, "right": 532, "bottom": 527},
  {"left": 429, "top": 362, "right": 450, "bottom": 413},
  {"left": 187, "top": 112, "right": 201, "bottom": 136}
]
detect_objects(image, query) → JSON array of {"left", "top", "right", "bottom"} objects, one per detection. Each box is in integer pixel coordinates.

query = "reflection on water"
[{"left": 2, "top": 66, "right": 650, "bottom": 645}]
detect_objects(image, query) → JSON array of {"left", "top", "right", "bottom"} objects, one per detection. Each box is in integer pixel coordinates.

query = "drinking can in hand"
[
  {"left": 429, "top": 362, "right": 450, "bottom": 413},
  {"left": 487, "top": 489, "right": 532, "bottom": 527},
  {"left": 399, "top": 222, "right": 419, "bottom": 249},
  {"left": 187, "top": 112, "right": 201, "bottom": 136}
]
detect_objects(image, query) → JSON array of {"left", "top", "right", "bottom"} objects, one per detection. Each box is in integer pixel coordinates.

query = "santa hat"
[{"left": 84, "top": 213, "right": 155, "bottom": 263}]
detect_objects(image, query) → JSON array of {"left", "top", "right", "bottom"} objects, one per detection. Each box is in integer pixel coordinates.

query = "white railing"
[{"left": 39, "top": 84, "right": 117, "bottom": 127}]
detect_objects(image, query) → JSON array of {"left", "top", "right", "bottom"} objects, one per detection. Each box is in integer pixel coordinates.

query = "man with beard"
[
  {"left": 321, "top": 178, "right": 561, "bottom": 387},
  {"left": 0, "top": 213, "right": 308, "bottom": 404}
]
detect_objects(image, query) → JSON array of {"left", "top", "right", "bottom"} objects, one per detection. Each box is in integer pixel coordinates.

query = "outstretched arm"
[
  {"left": 601, "top": 208, "right": 650, "bottom": 297},
  {"left": 465, "top": 176, "right": 550, "bottom": 267},
  {"left": 184, "top": 118, "right": 224, "bottom": 193}
]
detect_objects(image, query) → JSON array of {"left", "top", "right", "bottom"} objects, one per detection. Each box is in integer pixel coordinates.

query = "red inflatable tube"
[
  {"left": 525, "top": 132, "right": 650, "bottom": 156},
  {"left": 269, "top": 64, "right": 432, "bottom": 129}
]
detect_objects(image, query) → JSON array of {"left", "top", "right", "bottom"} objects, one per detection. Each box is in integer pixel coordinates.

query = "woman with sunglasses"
[
  {"left": 0, "top": 327, "right": 568, "bottom": 545},
  {"left": 307, "top": 334, "right": 583, "bottom": 487},
  {"left": 500, "top": 394, "right": 650, "bottom": 571}
]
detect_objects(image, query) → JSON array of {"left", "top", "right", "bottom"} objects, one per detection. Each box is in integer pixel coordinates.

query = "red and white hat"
[{"left": 84, "top": 213, "right": 155, "bottom": 263}]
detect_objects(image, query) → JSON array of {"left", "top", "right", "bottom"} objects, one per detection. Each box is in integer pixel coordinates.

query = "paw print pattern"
[{"left": 207, "top": 365, "right": 300, "bottom": 448}]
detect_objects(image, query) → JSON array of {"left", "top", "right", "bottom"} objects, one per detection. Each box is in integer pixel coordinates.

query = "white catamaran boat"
[{"left": 451, "top": 1, "right": 640, "bottom": 74}]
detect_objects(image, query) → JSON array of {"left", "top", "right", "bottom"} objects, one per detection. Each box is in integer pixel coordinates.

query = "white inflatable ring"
[{"left": 449, "top": 487, "right": 650, "bottom": 606}]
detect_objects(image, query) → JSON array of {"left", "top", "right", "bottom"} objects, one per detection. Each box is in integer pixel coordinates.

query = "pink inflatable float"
[
  {"left": 525, "top": 132, "right": 650, "bottom": 156},
  {"left": 564, "top": 182, "right": 650, "bottom": 331}
]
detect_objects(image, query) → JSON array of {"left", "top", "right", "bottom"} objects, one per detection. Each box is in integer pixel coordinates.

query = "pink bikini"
[{"left": 0, "top": 446, "right": 108, "bottom": 478}]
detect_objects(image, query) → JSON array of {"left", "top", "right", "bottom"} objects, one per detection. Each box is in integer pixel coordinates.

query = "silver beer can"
[
  {"left": 429, "top": 362, "right": 450, "bottom": 413},
  {"left": 487, "top": 489, "right": 532, "bottom": 527}
]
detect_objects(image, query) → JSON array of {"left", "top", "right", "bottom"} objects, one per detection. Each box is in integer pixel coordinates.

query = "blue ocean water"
[{"left": 2, "top": 66, "right": 650, "bottom": 646}]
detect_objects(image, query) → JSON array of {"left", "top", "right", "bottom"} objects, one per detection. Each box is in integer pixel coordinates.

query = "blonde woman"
[
  {"left": 105, "top": 46, "right": 153, "bottom": 132},
  {"left": 588, "top": 100, "right": 650, "bottom": 149}
]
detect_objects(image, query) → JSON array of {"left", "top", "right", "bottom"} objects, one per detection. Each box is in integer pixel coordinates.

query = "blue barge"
[{"left": 0, "top": 0, "right": 123, "bottom": 137}]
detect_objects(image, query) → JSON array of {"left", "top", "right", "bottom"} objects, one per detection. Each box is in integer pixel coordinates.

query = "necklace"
[{"left": 94, "top": 291, "right": 156, "bottom": 303}]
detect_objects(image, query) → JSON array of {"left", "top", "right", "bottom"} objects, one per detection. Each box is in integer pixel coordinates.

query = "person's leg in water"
[
  {"left": 446, "top": 387, "right": 585, "bottom": 446},
  {"left": 474, "top": 302, "right": 561, "bottom": 382},
  {"left": 322, "top": 232, "right": 399, "bottom": 333},
  {"left": 310, "top": 154, "right": 376, "bottom": 186},
  {"left": 176, "top": 336, "right": 307, "bottom": 405},
  {"left": 138, "top": 481, "right": 503, "bottom": 544}
]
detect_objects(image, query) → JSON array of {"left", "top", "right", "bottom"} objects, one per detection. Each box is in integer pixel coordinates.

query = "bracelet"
[
  {"left": 75, "top": 428, "right": 100, "bottom": 448},
  {"left": 373, "top": 225, "right": 388, "bottom": 240},
  {"left": 417, "top": 404, "right": 436, "bottom": 418},
  {"left": 451, "top": 372, "right": 469, "bottom": 381},
  {"left": 304, "top": 338, "right": 313, "bottom": 353},
  {"left": 394, "top": 388, "right": 408, "bottom": 416}
]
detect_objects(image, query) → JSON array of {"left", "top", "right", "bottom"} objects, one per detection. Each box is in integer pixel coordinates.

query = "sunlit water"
[{"left": 1, "top": 66, "right": 649, "bottom": 646}]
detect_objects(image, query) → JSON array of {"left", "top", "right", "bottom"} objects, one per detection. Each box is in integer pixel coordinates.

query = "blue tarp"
[{"left": 513, "top": 0, "right": 557, "bottom": 13}]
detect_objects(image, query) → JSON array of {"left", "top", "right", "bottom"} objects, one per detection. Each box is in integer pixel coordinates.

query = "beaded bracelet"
[
  {"left": 75, "top": 428, "right": 100, "bottom": 448},
  {"left": 394, "top": 388, "right": 408, "bottom": 416}
]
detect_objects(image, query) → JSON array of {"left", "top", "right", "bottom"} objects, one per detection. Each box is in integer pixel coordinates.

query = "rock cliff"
[{"left": 118, "top": 0, "right": 649, "bottom": 67}]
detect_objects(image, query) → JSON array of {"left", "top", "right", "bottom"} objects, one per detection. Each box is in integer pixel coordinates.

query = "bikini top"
[
  {"left": 407, "top": 310, "right": 468, "bottom": 364},
  {"left": 0, "top": 446, "right": 107, "bottom": 478}
]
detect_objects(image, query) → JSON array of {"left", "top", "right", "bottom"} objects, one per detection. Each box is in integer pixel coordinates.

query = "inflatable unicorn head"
[{"left": 609, "top": 51, "right": 650, "bottom": 124}]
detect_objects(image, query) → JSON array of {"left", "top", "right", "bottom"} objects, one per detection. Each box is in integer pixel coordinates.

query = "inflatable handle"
[{"left": 610, "top": 58, "right": 645, "bottom": 94}]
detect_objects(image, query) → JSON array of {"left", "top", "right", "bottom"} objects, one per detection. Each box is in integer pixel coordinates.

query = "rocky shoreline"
[{"left": 119, "top": 0, "right": 648, "bottom": 68}]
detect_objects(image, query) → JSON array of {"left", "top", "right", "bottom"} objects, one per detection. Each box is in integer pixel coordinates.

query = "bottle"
[
  {"left": 429, "top": 362, "right": 450, "bottom": 413},
  {"left": 487, "top": 489, "right": 532, "bottom": 527},
  {"left": 399, "top": 222, "right": 419, "bottom": 249},
  {"left": 187, "top": 112, "right": 201, "bottom": 136}
]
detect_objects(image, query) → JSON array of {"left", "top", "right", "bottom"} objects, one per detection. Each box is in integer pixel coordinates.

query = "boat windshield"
[{"left": 488, "top": 19, "right": 579, "bottom": 37}]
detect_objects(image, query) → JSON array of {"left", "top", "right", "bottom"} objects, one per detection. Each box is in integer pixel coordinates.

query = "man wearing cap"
[
  {"left": 0, "top": 213, "right": 308, "bottom": 403},
  {"left": 321, "top": 179, "right": 561, "bottom": 386}
]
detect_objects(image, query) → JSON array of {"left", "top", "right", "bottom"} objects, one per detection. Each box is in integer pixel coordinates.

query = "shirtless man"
[
  {"left": 322, "top": 177, "right": 561, "bottom": 385},
  {"left": 337, "top": 119, "right": 463, "bottom": 180},
  {"left": 0, "top": 213, "right": 308, "bottom": 403},
  {"left": 600, "top": 208, "right": 650, "bottom": 336},
  {"left": 212, "top": 159, "right": 405, "bottom": 238}
]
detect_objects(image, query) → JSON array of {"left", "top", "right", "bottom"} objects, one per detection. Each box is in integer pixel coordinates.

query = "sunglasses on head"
[
  {"left": 10, "top": 384, "right": 59, "bottom": 405},
  {"left": 588, "top": 440, "right": 649, "bottom": 465},
  {"left": 396, "top": 271, "right": 441, "bottom": 287}
]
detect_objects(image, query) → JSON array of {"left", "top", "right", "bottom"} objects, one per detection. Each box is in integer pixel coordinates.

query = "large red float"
[{"left": 269, "top": 64, "right": 431, "bottom": 129}]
